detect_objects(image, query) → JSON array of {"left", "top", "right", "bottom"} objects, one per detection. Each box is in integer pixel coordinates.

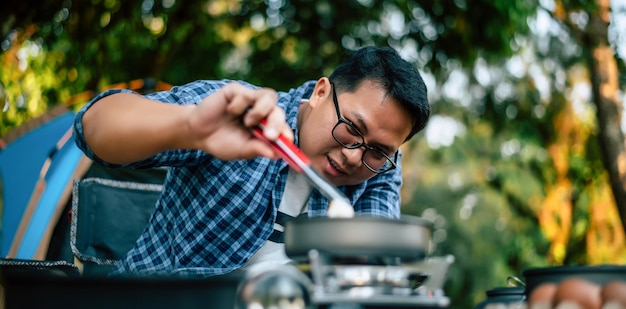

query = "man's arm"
[
  {"left": 79, "top": 82, "right": 293, "bottom": 165},
  {"left": 82, "top": 92, "right": 194, "bottom": 165}
]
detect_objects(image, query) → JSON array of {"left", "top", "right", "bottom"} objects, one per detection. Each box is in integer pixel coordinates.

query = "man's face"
[{"left": 298, "top": 78, "right": 413, "bottom": 186}]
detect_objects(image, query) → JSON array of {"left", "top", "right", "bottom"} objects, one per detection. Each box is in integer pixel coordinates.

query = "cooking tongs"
[{"left": 251, "top": 120, "right": 349, "bottom": 203}]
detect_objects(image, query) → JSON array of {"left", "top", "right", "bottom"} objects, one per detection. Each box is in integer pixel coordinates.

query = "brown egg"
[
  {"left": 528, "top": 282, "right": 558, "bottom": 307},
  {"left": 601, "top": 280, "right": 626, "bottom": 308},
  {"left": 553, "top": 278, "right": 602, "bottom": 309}
]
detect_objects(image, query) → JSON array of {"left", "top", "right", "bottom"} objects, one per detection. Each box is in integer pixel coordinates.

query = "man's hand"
[{"left": 186, "top": 82, "right": 294, "bottom": 161}]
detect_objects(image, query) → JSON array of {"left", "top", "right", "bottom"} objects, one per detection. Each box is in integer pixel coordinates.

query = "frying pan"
[{"left": 283, "top": 215, "right": 433, "bottom": 261}]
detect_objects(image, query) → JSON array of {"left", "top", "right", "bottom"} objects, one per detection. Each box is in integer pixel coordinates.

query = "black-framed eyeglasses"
[{"left": 330, "top": 82, "right": 398, "bottom": 174}]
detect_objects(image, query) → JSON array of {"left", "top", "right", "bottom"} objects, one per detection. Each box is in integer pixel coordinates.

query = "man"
[{"left": 74, "top": 46, "right": 430, "bottom": 277}]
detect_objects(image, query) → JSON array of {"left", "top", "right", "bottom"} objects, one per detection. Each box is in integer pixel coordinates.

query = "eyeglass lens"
[{"left": 332, "top": 122, "right": 394, "bottom": 173}]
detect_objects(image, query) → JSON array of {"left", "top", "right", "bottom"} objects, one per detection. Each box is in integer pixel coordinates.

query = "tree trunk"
[{"left": 587, "top": 0, "right": 626, "bottom": 232}]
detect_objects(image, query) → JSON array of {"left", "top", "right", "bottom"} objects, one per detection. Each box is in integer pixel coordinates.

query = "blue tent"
[{"left": 0, "top": 109, "right": 90, "bottom": 258}]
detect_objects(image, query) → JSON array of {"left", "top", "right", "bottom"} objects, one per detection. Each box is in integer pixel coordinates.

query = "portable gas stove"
[
  {"left": 236, "top": 250, "right": 453, "bottom": 309},
  {"left": 305, "top": 249, "right": 452, "bottom": 308}
]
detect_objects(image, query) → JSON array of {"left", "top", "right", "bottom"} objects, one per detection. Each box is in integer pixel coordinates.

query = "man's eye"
[
  {"left": 370, "top": 150, "right": 386, "bottom": 160},
  {"left": 346, "top": 122, "right": 361, "bottom": 136}
]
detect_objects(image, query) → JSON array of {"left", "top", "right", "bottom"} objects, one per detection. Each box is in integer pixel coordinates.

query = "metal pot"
[
  {"left": 473, "top": 286, "right": 526, "bottom": 309},
  {"left": 284, "top": 215, "right": 433, "bottom": 261},
  {"left": 522, "top": 265, "right": 626, "bottom": 298}
]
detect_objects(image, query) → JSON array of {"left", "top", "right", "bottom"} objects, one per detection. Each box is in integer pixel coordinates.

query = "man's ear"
[{"left": 309, "top": 77, "right": 332, "bottom": 108}]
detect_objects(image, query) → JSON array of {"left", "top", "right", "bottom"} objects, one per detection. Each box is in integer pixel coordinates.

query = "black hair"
[{"left": 329, "top": 46, "right": 429, "bottom": 141}]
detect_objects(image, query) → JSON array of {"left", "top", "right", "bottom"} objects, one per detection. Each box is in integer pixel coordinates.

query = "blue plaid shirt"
[{"left": 73, "top": 79, "right": 403, "bottom": 277}]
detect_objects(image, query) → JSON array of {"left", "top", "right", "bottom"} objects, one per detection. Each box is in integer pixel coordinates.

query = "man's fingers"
[
  {"left": 263, "top": 107, "right": 292, "bottom": 142},
  {"left": 221, "top": 84, "right": 289, "bottom": 142},
  {"left": 222, "top": 84, "right": 278, "bottom": 126},
  {"left": 214, "top": 82, "right": 291, "bottom": 159},
  {"left": 242, "top": 90, "right": 279, "bottom": 127}
]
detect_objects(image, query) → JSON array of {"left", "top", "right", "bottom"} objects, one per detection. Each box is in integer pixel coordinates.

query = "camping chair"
[{"left": 69, "top": 164, "right": 166, "bottom": 276}]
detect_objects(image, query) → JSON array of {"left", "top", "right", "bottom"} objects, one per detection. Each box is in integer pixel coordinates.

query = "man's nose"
[{"left": 341, "top": 146, "right": 364, "bottom": 167}]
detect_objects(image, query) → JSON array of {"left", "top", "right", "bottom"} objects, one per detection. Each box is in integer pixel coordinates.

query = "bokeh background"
[{"left": 2, "top": 0, "right": 626, "bottom": 307}]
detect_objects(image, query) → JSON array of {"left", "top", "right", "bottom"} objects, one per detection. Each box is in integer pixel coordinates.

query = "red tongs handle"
[
  {"left": 251, "top": 119, "right": 310, "bottom": 173},
  {"left": 251, "top": 119, "right": 349, "bottom": 202}
]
